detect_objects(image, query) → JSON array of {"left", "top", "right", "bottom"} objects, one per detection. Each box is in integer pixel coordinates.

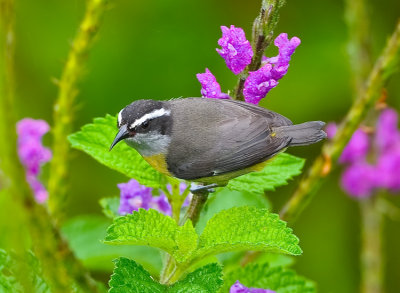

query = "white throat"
[{"left": 125, "top": 132, "right": 170, "bottom": 157}]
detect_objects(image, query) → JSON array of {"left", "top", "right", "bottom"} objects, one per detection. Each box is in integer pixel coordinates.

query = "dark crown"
[{"left": 118, "top": 99, "right": 172, "bottom": 136}]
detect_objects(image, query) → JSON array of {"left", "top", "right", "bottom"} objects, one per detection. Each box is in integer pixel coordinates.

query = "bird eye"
[{"left": 141, "top": 120, "right": 149, "bottom": 129}]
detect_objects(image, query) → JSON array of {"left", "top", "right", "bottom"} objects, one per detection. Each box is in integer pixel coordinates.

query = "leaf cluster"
[{"left": 105, "top": 207, "right": 301, "bottom": 274}]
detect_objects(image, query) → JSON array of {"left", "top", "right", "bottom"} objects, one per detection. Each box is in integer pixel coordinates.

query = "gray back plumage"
[{"left": 165, "top": 98, "right": 296, "bottom": 180}]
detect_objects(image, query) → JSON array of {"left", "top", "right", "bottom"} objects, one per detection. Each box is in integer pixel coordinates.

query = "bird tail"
[{"left": 273, "top": 121, "right": 327, "bottom": 146}]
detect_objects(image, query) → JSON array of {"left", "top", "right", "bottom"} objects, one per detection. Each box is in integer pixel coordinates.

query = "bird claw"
[{"left": 190, "top": 183, "right": 219, "bottom": 194}]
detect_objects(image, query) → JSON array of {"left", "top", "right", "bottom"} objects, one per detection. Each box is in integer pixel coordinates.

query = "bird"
[{"left": 110, "top": 98, "right": 326, "bottom": 192}]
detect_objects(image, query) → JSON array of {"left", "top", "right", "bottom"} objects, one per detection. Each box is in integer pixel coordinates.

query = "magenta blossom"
[
  {"left": 243, "top": 33, "right": 300, "bottom": 104},
  {"left": 340, "top": 162, "right": 378, "bottom": 198},
  {"left": 196, "top": 68, "right": 230, "bottom": 99},
  {"left": 325, "top": 122, "right": 338, "bottom": 139},
  {"left": 230, "top": 281, "right": 275, "bottom": 293},
  {"left": 216, "top": 25, "right": 253, "bottom": 75},
  {"left": 263, "top": 33, "right": 301, "bottom": 80},
  {"left": 16, "top": 118, "right": 52, "bottom": 203},
  {"left": 118, "top": 179, "right": 190, "bottom": 216},
  {"left": 198, "top": 26, "right": 300, "bottom": 104},
  {"left": 331, "top": 107, "right": 400, "bottom": 198},
  {"left": 376, "top": 149, "right": 400, "bottom": 192},
  {"left": 339, "top": 129, "right": 370, "bottom": 164},
  {"left": 242, "top": 64, "right": 278, "bottom": 104},
  {"left": 375, "top": 108, "right": 400, "bottom": 153}
]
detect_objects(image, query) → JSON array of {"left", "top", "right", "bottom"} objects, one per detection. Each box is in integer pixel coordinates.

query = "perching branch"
[
  {"left": 48, "top": 0, "right": 109, "bottom": 221},
  {"left": 234, "top": 0, "right": 285, "bottom": 100},
  {"left": 280, "top": 20, "right": 400, "bottom": 223}
]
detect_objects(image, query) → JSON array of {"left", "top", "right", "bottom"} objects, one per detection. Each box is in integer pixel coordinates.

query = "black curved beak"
[{"left": 109, "top": 124, "right": 129, "bottom": 151}]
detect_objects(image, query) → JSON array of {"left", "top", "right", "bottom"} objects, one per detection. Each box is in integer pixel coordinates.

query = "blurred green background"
[{"left": 11, "top": 0, "right": 400, "bottom": 292}]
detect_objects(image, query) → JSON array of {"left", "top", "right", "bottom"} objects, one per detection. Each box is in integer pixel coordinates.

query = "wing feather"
[{"left": 166, "top": 98, "right": 292, "bottom": 180}]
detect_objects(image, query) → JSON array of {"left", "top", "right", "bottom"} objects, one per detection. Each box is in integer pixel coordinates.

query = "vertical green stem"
[
  {"left": 0, "top": 0, "right": 20, "bottom": 197},
  {"left": 160, "top": 189, "right": 209, "bottom": 284},
  {"left": 48, "top": 0, "right": 109, "bottom": 222},
  {"left": 280, "top": 20, "right": 400, "bottom": 223},
  {"left": 345, "top": 2, "right": 385, "bottom": 292},
  {"left": 0, "top": 1, "right": 101, "bottom": 291},
  {"left": 345, "top": 0, "right": 372, "bottom": 96},
  {"left": 360, "top": 197, "right": 384, "bottom": 293}
]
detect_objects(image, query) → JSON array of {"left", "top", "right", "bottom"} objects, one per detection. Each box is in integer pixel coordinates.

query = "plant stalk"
[
  {"left": 160, "top": 189, "right": 209, "bottom": 284},
  {"left": 345, "top": 0, "right": 372, "bottom": 97},
  {"left": 280, "top": 20, "right": 400, "bottom": 223},
  {"left": 48, "top": 0, "right": 109, "bottom": 222},
  {"left": 360, "top": 197, "right": 384, "bottom": 293},
  {"left": 0, "top": 1, "right": 101, "bottom": 291}
]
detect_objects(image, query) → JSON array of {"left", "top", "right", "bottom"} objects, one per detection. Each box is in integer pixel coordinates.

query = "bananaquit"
[{"left": 110, "top": 98, "right": 326, "bottom": 190}]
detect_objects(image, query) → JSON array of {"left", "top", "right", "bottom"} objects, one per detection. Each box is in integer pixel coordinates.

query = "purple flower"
[
  {"left": 26, "top": 175, "right": 48, "bottom": 203},
  {"left": 16, "top": 118, "right": 52, "bottom": 203},
  {"left": 264, "top": 33, "right": 301, "bottom": 79},
  {"left": 340, "top": 162, "right": 378, "bottom": 198},
  {"left": 230, "top": 281, "right": 275, "bottom": 293},
  {"left": 150, "top": 193, "right": 172, "bottom": 216},
  {"left": 376, "top": 108, "right": 400, "bottom": 153},
  {"left": 243, "top": 64, "right": 278, "bottom": 104},
  {"left": 216, "top": 25, "right": 253, "bottom": 75},
  {"left": 325, "top": 122, "right": 338, "bottom": 139},
  {"left": 243, "top": 33, "right": 300, "bottom": 104},
  {"left": 118, "top": 180, "right": 190, "bottom": 216},
  {"left": 196, "top": 68, "right": 230, "bottom": 99},
  {"left": 376, "top": 148, "right": 400, "bottom": 192},
  {"left": 118, "top": 179, "right": 153, "bottom": 215},
  {"left": 339, "top": 129, "right": 370, "bottom": 164}
]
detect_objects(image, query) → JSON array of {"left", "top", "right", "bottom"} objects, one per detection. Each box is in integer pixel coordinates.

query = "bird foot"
[{"left": 190, "top": 183, "right": 220, "bottom": 194}]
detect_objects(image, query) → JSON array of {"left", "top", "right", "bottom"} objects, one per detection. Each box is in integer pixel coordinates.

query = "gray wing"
[{"left": 166, "top": 98, "right": 293, "bottom": 180}]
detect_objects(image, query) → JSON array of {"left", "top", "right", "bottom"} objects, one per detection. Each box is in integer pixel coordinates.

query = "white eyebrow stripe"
[
  {"left": 118, "top": 109, "right": 123, "bottom": 126},
  {"left": 130, "top": 108, "right": 170, "bottom": 129}
]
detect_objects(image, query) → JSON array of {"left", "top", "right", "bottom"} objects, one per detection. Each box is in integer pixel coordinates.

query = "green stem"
[
  {"left": 280, "top": 20, "right": 400, "bottom": 223},
  {"left": 0, "top": 1, "right": 101, "bottom": 291},
  {"left": 179, "top": 189, "right": 209, "bottom": 226},
  {"left": 159, "top": 189, "right": 209, "bottom": 284},
  {"left": 48, "top": 0, "right": 109, "bottom": 222},
  {"left": 234, "top": 0, "right": 285, "bottom": 100},
  {"left": 0, "top": 0, "right": 19, "bottom": 197},
  {"left": 345, "top": 0, "right": 372, "bottom": 96},
  {"left": 345, "top": 3, "right": 385, "bottom": 292},
  {"left": 360, "top": 197, "right": 384, "bottom": 293}
]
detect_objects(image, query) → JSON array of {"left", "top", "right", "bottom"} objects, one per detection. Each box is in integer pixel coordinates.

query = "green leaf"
[
  {"left": 68, "top": 114, "right": 164, "bottom": 188},
  {"left": 109, "top": 257, "right": 164, "bottom": 293},
  {"left": 192, "top": 206, "right": 301, "bottom": 263},
  {"left": 197, "top": 189, "right": 271, "bottom": 233},
  {"left": 169, "top": 263, "right": 223, "bottom": 293},
  {"left": 0, "top": 249, "right": 49, "bottom": 293},
  {"left": 174, "top": 221, "right": 199, "bottom": 263},
  {"left": 109, "top": 258, "right": 223, "bottom": 293},
  {"left": 104, "top": 209, "right": 198, "bottom": 263},
  {"left": 224, "top": 153, "right": 305, "bottom": 194},
  {"left": 219, "top": 263, "right": 316, "bottom": 293},
  {"left": 62, "top": 215, "right": 162, "bottom": 274},
  {"left": 0, "top": 250, "right": 23, "bottom": 293},
  {"left": 100, "top": 197, "right": 120, "bottom": 219}
]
